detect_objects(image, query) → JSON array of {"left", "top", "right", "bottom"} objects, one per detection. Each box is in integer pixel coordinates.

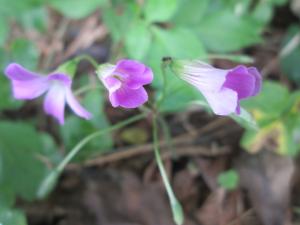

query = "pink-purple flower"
[
  {"left": 172, "top": 60, "right": 262, "bottom": 115},
  {"left": 97, "top": 59, "right": 153, "bottom": 108},
  {"left": 4, "top": 63, "right": 92, "bottom": 124}
]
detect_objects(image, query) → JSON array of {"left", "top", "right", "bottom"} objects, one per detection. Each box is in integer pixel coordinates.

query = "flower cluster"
[{"left": 4, "top": 58, "right": 262, "bottom": 124}]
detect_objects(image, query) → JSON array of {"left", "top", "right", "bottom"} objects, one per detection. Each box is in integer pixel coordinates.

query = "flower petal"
[
  {"left": 48, "top": 73, "right": 72, "bottom": 87},
  {"left": 103, "top": 76, "right": 122, "bottom": 93},
  {"left": 223, "top": 65, "right": 255, "bottom": 100},
  {"left": 201, "top": 88, "right": 238, "bottom": 115},
  {"left": 11, "top": 78, "right": 49, "bottom": 99},
  {"left": 65, "top": 88, "right": 92, "bottom": 120},
  {"left": 247, "top": 67, "right": 262, "bottom": 96},
  {"left": 115, "top": 59, "right": 153, "bottom": 89},
  {"left": 180, "top": 62, "right": 228, "bottom": 92},
  {"left": 5, "top": 63, "right": 41, "bottom": 81},
  {"left": 43, "top": 84, "right": 66, "bottom": 125},
  {"left": 109, "top": 86, "right": 148, "bottom": 108}
]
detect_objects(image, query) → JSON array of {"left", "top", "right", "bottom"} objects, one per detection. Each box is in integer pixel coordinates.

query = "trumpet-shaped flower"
[
  {"left": 172, "top": 60, "right": 262, "bottom": 115},
  {"left": 4, "top": 63, "right": 92, "bottom": 124},
  {"left": 98, "top": 59, "right": 153, "bottom": 108}
]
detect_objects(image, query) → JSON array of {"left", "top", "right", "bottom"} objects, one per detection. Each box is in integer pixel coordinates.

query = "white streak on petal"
[
  {"left": 43, "top": 84, "right": 66, "bottom": 125},
  {"left": 200, "top": 88, "right": 238, "bottom": 115},
  {"left": 65, "top": 88, "right": 92, "bottom": 120}
]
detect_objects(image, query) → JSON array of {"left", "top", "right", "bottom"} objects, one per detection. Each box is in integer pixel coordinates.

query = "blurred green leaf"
[
  {"left": 217, "top": 169, "right": 239, "bottom": 190},
  {"left": 144, "top": 0, "right": 178, "bottom": 23},
  {"left": 197, "top": 11, "right": 262, "bottom": 52},
  {"left": 171, "top": 0, "right": 208, "bottom": 25},
  {"left": 50, "top": 0, "right": 106, "bottom": 19},
  {"left": 17, "top": 7, "right": 48, "bottom": 32},
  {"left": 0, "top": 49, "right": 23, "bottom": 110},
  {"left": 102, "top": 1, "right": 139, "bottom": 42},
  {"left": 125, "top": 19, "right": 151, "bottom": 60},
  {"left": 0, "top": 0, "right": 46, "bottom": 16},
  {"left": 152, "top": 27, "right": 206, "bottom": 59},
  {"left": 0, "top": 185, "right": 15, "bottom": 208},
  {"left": 0, "top": 207, "right": 27, "bottom": 225},
  {"left": 0, "top": 75, "right": 23, "bottom": 110},
  {"left": 9, "top": 39, "right": 39, "bottom": 70},
  {"left": 280, "top": 25, "right": 300, "bottom": 86},
  {"left": 146, "top": 31, "right": 206, "bottom": 112},
  {"left": 61, "top": 89, "right": 113, "bottom": 161},
  {"left": 0, "top": 18, "right": 9, "bottom": 46},
  {"left": 0, "top": 122, "right": 48, "bottom": 200},
  {"left": 242, "top": 81, "right": 290, "bottom": 121},
  {"left": 251, "top": 1, "right": 273, "bottom": 25}
]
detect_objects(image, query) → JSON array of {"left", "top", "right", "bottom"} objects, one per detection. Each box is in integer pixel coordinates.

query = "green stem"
[
  {"left": 75, "top": 54, "right": 99, "bottom": 69},
  {"left": 37, "top": 113, "right": 146, "bottom": 198},
  {"left": 57, "top": 113, "right": 146, "bottom": 172},
  {"left": 208, "top": 54, "right": 254, "bottom": 64},
  {"left": 152, "top": 116, "right": 184, "bottom": 225},
  {"left": 74, "top": 84, "right": 104, "bottom": 96},
  {"left": 157, "top": 115, "right": 176, "bottom": 158}
]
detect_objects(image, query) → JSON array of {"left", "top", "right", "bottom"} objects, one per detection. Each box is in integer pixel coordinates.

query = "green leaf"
[
  {"left": 152, "top": 27, "right": 206, "bottom": 59},
  {"left": 50, "top": 0, "right": 107, "bottom": 19},
  {"left": 146, "top": 28, "right": 206, "bottom": 112},
  {"left": 0, "top": 0, "right": 45, "bottom": 17},
  {"left": 17, "top": 7, "right": 48, "bottom": 32},
  {"left": 0, "top": 18, "right": 9, "bottom": 46},
  {"left": 197, "top": 11, "right": 262, "bottom": 52},
  {"left": 0, "top": 185, "right": 15, "bottom": 208},
  {"left": 0, "top": 49, "right": 23, "bottom": 110},
  {"left": 171, "top": 0, "right": 208, "bottom": 25},
  {"left": 251, "top": 1, "right": 273, "bottom": 26},
  {"left": 280, "top": 25, "right": 300, "bottom": 86},
  {"left": 242, "top": 81, "right": 290, "bottom": 121},
  {"left": 217, "top": 169, "right": 239, "bottom": 191},
  {"left": 125, "top": 20, "right": 151, "bottom": 60},
  {"left": 9, "top": 39, "right": 39, "bottom": 70},
  {"left": 0, "top": 74, "right": 23, "bottom": 110},
  {"left": 61, "top": 89, "right": 113, "bottom": 161},
  {"left": 0, "top": 207, "right": 27, "bottom": 225},
  {"left": 102, "top": 1, "right": 139, "bottom": 42},
  {"left": 0, "top": 122, "right": 48, "bottom": 200},
  {"left": 144, "top": 0, "right": 178, "bottom": 23}
]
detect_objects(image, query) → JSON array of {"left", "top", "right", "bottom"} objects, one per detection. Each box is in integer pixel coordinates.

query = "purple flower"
[
  {"left": 4, "top": 63, "right": 92, "bottom": 124},
  {"left": 98, "top": 59, "right": 153, "bottom": 108},
  {"left": 172, "top": 60, "right": 262, "bottom": 115}
]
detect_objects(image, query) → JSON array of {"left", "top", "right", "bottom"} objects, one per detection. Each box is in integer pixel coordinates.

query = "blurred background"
[{"left": 0, "top": 0, "right": 300, "bottom": 224}]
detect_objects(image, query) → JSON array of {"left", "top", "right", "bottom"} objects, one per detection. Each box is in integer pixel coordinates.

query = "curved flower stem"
[
  {"left": 157, "top": 115, "right": 176, "bottom": 158},
  {"left": 207, "top": 54, "right": 254, "bottom": 64},
  {"left": 37, "top": 113, "right": 147, "bottom": 198},
  {"left": 75, "top": 54, "right": 99, "bottom": 69},
  {"left": 152, "top": 115, "right": 184, "bottom": 225},
  {"left": 74, "top": 84, "right": 104, "bottom": 96}
]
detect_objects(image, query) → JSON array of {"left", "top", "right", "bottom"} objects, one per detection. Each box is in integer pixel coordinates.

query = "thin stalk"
[
  {"left": 152, "top": 115, "right": 184, "bottom": 225},
  {"left": 57, "top": 113, "right": 146, "bottom": 172},
  {"left": 157, "top": 115, "right": 176, "bottom": 158},
  {"left": 75, "top": 54, "right": 99, "bottom": 69},
  {"left": 38, "top": 113, "right": 146, "bottom": 198},
  {"left": 74, "top": 84, "right": 104, "bottom": 96}
]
